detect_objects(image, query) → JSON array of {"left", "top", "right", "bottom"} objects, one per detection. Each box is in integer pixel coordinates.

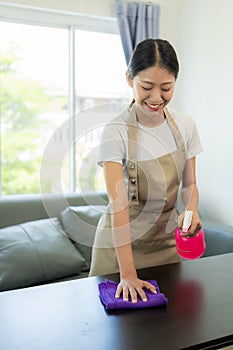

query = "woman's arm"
[
  {"left": 103, "top": 161, "right": 136, "bottom": 277},
  {"left": 180, "top": 157, "right": 202, "bottom": 235},
  {"left": 103, "top": 161, "right": 156, "bottom": 302}
]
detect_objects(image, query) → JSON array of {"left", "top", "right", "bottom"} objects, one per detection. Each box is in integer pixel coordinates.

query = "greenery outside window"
[{"left": 0, "top": 14, "right": 130, "bottom": 195}]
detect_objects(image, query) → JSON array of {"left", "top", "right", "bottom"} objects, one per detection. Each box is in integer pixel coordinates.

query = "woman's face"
[{"left": 126, "top": 64, "right": 176, "bottom": 117}]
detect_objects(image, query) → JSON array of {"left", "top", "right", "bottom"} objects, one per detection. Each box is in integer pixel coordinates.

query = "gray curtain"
[{"left": 116, "top": 0, "right": 160, "bottom": 64}]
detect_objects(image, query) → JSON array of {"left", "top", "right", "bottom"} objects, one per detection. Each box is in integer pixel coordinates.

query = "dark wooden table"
[{"left": 1, "top": 253, "right": 233, "bottom": 350}]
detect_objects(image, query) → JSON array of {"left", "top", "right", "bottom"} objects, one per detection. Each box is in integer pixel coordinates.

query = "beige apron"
[{"left": 89, "top": 105, "right": 186, "bottom": 276}]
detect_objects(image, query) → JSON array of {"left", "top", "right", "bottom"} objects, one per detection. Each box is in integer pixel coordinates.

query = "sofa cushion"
[
  {"left": 202, "top": 219, "right": 233, "bottom": 257},
  {"left": 60, "top": 205, "right": 106, "bottom": 271},
  {"left": 0, "top": 218, "right": 85, "bottom": 291}
]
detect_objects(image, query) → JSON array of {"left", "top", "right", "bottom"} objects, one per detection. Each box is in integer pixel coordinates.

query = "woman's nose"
[{"left": 150, "top": 88, "right": 162, "bottom": 101}]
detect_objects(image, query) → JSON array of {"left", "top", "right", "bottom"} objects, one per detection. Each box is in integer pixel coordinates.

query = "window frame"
[{"left": 0, "top": 2, "right": 118, "bottom": 33}]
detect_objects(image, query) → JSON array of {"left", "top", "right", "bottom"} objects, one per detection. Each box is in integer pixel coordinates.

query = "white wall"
[
  {"left": 2, "top": 0, "right": 233, "bottom": 225},
  {"left": 158, "top": 0, "right": 233, "bottom": 225}
]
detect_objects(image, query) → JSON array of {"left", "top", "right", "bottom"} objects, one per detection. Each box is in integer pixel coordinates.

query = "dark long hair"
[{"left": 128, "top": 38, "right": 179, "bottom": 80}]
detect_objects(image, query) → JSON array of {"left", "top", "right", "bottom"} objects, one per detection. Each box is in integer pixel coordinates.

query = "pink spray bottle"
[{"left": 175, "top": 210, "right": 206, "bottom": 260}]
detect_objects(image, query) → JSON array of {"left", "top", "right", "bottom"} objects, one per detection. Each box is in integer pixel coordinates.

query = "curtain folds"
[{"left": 116, "top": 0, "right": 160, "bottom": 64}]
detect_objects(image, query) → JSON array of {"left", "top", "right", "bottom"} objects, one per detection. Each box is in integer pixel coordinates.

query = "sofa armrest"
[{"left": 202, "top": 219, "right": 233, "bottom": 257}]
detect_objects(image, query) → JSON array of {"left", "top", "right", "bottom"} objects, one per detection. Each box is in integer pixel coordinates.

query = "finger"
[
  {"left": 187, "top": 231, "right": 196, "bottom": 237},
  {"left": 187, "top": 227, "right": 195, "bottom": 237},
  {"left": 143, "top": 281, "right": 157, "bottom": 294},
  {"left": 123, "top": 287, "right": 129, "bottom": 302},
  {"left": 188, "top": 223, "right": 200, "bottom": 237},
  {"left": 136, "top": 287, "right": 147, "bottom": 302},
  {"left": 115, "top": 284, "right": 122, "bottom": 299},
  {"left": 129, "top": 287, "right": 138, "bottom": 303}
]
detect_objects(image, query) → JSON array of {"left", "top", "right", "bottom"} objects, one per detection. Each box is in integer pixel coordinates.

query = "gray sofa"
[
  {"left": 0, "top": 191, "right": 233, "bottom": 292},
  {"left": 0, "top": 192, "right": 108, "bottom": 292}
]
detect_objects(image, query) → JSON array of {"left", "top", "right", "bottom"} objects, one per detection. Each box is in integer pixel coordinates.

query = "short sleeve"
[
  {"left": 171, "top": 109, "right": 204, "bottom": 160},
  {"left": 185, "top": 117, "right": 204, "bottom": 159},
  {"left": 97, "top": 121, "right": 127, "bottom": 167}
]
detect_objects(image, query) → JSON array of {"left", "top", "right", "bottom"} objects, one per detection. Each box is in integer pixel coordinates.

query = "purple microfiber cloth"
[{"left": 98, "top": 279, "right": 168, "bottom": 310}]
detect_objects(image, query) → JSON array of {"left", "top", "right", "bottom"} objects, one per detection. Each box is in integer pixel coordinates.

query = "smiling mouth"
[{"left": 145, "top": 102, "right": 164, "bottom": 111}]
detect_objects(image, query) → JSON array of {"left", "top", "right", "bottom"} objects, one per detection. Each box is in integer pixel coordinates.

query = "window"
[
  {"left": 0, "top": 21, "right": 69, "bottom": 195},
  {"left": 73, "top": 30, "right": 129, "bottom": 193},
  {"left": 0, "top": 17, "right": 130, "bottom": 195}
]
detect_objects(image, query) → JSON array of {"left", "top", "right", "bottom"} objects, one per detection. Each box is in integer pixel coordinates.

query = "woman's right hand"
[{"left": 115, "top": 275, "right": 157, "bottom": 303}]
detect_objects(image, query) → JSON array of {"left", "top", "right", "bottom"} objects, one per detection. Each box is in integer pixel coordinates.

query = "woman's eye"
[
  {"left": 142, "top": 86, "right": 151, "bottom": 91},
  {"left": 162, "top": 88, "right": 170, "bottom": 92}
]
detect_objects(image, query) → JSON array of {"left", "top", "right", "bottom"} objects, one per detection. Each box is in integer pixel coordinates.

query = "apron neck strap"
[{"left": 164, "top": 107, "right": 185, "bottom": 150}]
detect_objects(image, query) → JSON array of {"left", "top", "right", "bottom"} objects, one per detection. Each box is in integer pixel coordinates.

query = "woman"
[{"left": 89, "top": 38, "right": 203, "bottom": 303}]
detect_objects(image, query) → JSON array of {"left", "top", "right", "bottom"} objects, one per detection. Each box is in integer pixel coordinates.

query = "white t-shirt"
[{"left": 98, "top": 107, "right": 203, "bottom": 167}]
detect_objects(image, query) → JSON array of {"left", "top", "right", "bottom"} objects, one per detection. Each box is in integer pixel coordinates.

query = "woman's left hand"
[{"left": 178, "top": 209, "right": 202, "bottom": 237}]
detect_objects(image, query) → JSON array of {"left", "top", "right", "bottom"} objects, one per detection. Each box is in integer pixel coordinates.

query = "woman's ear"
[{"left": 126, "top": 70, "right": 133, "bottom": 88}]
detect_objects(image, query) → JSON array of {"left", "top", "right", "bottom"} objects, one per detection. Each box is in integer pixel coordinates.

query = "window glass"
[
  {"left": 73, "top": 30, "right": 130, "bottom": 193},
  {"left": 0, "top": 21, "right": 68, "bottom": 194}
]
